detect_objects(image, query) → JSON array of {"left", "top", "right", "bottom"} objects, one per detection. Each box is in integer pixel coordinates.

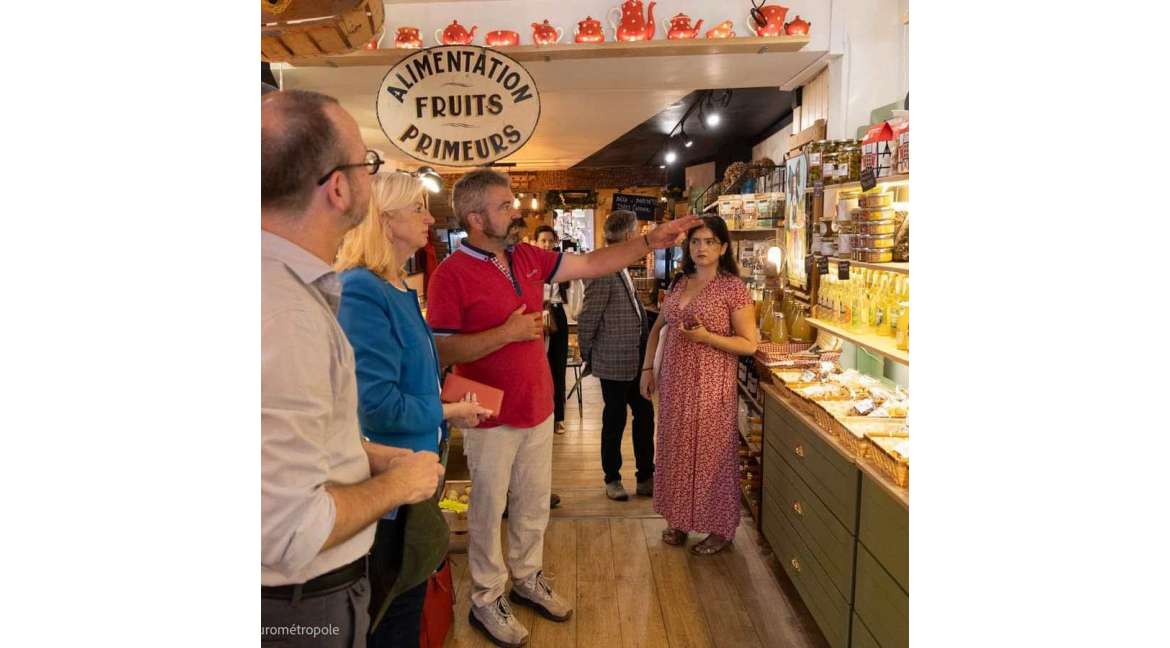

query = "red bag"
[{"left": 418, "top": 559, "right": 455, "bottom": 648}]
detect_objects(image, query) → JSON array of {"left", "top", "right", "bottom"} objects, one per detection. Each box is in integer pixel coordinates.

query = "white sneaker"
[
  {"left": 470, "top": 595, "right": 529, "bottom": 647},
  {"left": 509, "top": 570, "right": 573, "bottom": 622}
]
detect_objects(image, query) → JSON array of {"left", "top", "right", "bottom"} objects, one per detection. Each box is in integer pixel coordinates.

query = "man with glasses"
[
  {"left": 261, "top": 89, "right": 444, "bottom": 647},
  {"left": 426, "top": 169, "right": 698, "bottom": 647}
]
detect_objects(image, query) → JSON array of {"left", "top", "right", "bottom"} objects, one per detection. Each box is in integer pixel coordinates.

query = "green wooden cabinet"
[
  {"left": 763, "top": 442, "right": 856, "bottom": 600},
  {"left": 850, "top": 613, "right": 882, "bottom": 648},
  {"left": 854, "top": 545, "right": 909, "bottom": 648},
  {"left": 762, "top": 494, "right": 852, "bottom": 648},
  {"left": 761, "top": 388, "right": 909, "bottom": 648},
  {"left": 859, "top": 471, "right": 909, "bottom": 591},
  {"left": 764, "top": 397, "right": 859, "bottom": 529}
]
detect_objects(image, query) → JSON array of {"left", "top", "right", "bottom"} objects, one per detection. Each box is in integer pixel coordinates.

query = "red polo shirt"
[{"left": 427, "top": 241, "right": 563, "bottom": 429}]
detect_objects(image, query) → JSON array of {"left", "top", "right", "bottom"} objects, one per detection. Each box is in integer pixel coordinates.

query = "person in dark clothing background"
[
  {"left": 575, "top": 210, "right": 655, "bottom": 501},
  {"left": 534, "top": 225, "right": 569, "bottom": 435}
]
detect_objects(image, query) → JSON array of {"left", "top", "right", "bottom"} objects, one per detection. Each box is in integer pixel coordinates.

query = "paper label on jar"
[
  {"left": 809, "top": 152, "right": 821, "bottom": 165},
  {"left": 823, "top": 163, "right": 836, "bottom": 177}
]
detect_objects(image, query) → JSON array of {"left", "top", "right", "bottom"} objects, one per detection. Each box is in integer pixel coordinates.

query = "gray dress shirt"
[{"left": 261, "top": 231, "right": 375, "bottom": 586}]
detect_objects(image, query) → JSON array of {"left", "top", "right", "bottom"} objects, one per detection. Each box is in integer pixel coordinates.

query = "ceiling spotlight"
[
  {"left": 664, "top": 150, "right": 677, "bottom": 164},
  {"left": 684, "top": 138, "right": 694, "bottom": 148},
  {"left": 659, "top": 165, "right": 666, "bottom": 169},
  {"left": 706, "top": 112, "right": 721, "bottom": 127},
  {"left": 415, "top": 166, "right": 441, "bottom": 193}
]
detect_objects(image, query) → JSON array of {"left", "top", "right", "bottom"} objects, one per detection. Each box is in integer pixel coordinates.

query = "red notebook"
[{"left": 440, "top": 373, "right": 504, "bottom": 417}]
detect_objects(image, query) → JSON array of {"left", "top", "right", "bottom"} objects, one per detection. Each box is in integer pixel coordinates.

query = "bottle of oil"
[
  {"left": 895, "top": 278, "right": 909, "bottom": 351},
  {"left": 895, "top": 300, "right": 909, "bottom": 351},
  {"left": 886, "top": 276, "right": 901, "bottom": 339},
  {"left": 872, "top": 275, "right": 888, "bottom": 335},
  {"left": 760, "top": 290, "right": 776, "bottom": 340}
]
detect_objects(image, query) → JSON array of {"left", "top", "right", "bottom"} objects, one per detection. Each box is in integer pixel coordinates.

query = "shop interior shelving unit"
[
  {"left": 807, "top": 172, "right": 910, "bottom": 369},
  {"left": 283, "top": 34, "right": 810, "bottom": 68}
]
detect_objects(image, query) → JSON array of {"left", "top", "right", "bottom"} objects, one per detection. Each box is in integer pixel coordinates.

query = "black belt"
[{"left": 262, "top": 556, "right": 367, "bottom": 601}]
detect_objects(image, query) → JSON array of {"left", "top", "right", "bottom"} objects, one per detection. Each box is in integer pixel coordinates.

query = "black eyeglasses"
[{"left": 317, "top": 150, "right": 384, "bottom": 185}]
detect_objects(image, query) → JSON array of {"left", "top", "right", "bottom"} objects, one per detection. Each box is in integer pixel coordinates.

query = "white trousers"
[{"left": 462, "top": 415, "right": 554, "bottom": 608}]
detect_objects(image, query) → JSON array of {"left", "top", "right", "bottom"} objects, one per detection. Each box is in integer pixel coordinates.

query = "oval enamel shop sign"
[{"left": 376, "top": 46, "right": 540, "bottom": 167}]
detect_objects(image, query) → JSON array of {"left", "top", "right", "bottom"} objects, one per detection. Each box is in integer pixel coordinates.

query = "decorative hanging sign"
[{"left": 377, "top": 45, "right": 541, "bottom": 167}]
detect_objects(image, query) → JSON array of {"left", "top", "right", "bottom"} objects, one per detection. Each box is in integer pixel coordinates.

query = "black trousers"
[
  {"left": 368, "top": 578, "right": 426, "bottom": 648},
  {"left": 546, "top": 303, "right": 569, "bottom": 423},
  {"left": 599, "top": 376, "right": 655, "bottom": 484},
  {"left": 368, "top": 514, "right": 424, "bottom": 648}
]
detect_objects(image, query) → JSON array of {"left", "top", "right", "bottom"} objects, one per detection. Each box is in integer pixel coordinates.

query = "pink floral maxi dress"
[{"left": 653, "top": 272, "right": 752, "bottom": 538}]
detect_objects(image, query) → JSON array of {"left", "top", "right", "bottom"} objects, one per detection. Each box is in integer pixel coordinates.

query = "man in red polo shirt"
[{"left": 427, "top": 169, "right": 697, "bottom": 647}]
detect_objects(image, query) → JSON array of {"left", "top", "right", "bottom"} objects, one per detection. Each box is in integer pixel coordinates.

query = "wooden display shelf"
[
  {"left": 728, "top": 228, "right": 780, "bottom": 237},
  {"left": 738, "top": 425, "right": 762, "bottom": 456},
  {"left": 828, "top": 257, "right": 909, "bottom": 275},
  {"left": 805, "top": 317, "right": 909, "bottom": 366},
  {"left": 286, "top": 34, "right": 810, "bottom": 67},
  {"left": 741, "top": 485, "right": 762, "bottom": 526},
  {"left": 817, "top": 173, "right": 910, "bottom": 194},
  {"left": 738, "top": 380, "right": 764, "bottom": 414}
]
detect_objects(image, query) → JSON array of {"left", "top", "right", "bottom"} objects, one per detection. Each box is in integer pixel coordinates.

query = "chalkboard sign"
[
  {"left": 816, "top": 255, "right": 829, "bottom": 276},
  {"left": 837, "top": 260, "right": 850, "bottom": 280},
  {"left": 859, "top": 168, "right": 877, "bottom": 192},
  {"left": 612, "top": 193, "right": 659, "bottom": 221}
]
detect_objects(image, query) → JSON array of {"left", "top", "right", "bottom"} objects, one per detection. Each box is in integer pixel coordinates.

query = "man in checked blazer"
[{"left": 576, "top": 210, "right": 655, "bottom": 501}]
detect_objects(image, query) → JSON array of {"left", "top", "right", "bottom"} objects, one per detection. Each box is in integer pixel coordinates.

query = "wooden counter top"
[{"left": 760, "top": 382, "right": 909, "bottom": 509}]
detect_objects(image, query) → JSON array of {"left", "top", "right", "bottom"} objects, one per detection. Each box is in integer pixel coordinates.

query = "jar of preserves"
[
  {"left": 859, "top": 192, "right": 893, "bottom": 209},
  {"left": 837, "top": 191, "right": 860, "bottom": 222},
  {"left": 854, "top": 219, "right": 897, "bottom": 235},
  {"left": 852, "top": 247, "right": 894, "bottom": 263},
  {"left": 854, "top": 207, "right": 896, "bottom": 221},
  {"left": 805, "top": 141, "right": 827, "bottom": 186},
  {"left": 856, "top": 234, "right": 896, "bottom": 249},
  {"left": 838, "top": 233, "right": 854, "bottom": 254},
  {"left": 821, "top": 140, "right": 842, "bottom": 186},
  {"left": 839, "top": 142, "right": 861, "bottom": 183}
]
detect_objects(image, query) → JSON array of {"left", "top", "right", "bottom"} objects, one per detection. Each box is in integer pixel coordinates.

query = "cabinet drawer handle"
[
  {"left": 793, "top": 444, "right": 805, "bottom": 458},
  {"left": 791, "top": 557, "right": 801, "bottom": 572},
  {"left": 793, "top": 501, "right": 803, "bottom": 516}
]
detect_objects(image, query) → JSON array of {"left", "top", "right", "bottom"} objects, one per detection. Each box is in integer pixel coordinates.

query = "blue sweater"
[{"left": 337, "top": 267, "right": 446, "bottom": 454}]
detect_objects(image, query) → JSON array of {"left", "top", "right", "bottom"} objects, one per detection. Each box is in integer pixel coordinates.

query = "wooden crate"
[{"left": 261, "top": 0, "right": 384, "bottom": 63}]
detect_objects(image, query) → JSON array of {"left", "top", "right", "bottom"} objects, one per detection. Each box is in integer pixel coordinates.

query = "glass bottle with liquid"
[
  {"left": 772, "top": 306, "right": 788, "bottom": 344},
  {"left": 885, "top": 276, "right": 902, "bottom": 337},
  {"left": 759, "top": 290, "right": 776, "bottom": 340},
  {"left": 896, "top": 300, "right": 909, "bottom": 351}
]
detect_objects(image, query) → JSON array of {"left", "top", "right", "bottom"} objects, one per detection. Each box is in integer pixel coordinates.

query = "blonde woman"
[{"left": 335, "top": 173, "right": 490, "bottom": 647}]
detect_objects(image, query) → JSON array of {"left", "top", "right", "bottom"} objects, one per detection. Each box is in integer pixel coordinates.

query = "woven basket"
[
  {"left": 261, "top": 0, "right": 385, "bottom": 62},
  {"left": 864, "top": 436, "right": 909, "bottom": 488}
]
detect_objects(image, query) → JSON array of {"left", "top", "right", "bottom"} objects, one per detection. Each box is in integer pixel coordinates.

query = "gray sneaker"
[
  {"left": 605, "top": 481, "right": 629, "bottom": 501},
  {"left": 470, "top": 595, "right": 529, "bottom": 647},
  {"left": 636, "top": 479, "right": 653, "bottom": 497},
  {"left": 510, "top": 570, "right": 573, "bottom": 622}
]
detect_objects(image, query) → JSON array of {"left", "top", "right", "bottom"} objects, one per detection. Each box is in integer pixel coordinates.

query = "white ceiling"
[{"left": 278, "top": 48, "right": 826, "bottom": 172}]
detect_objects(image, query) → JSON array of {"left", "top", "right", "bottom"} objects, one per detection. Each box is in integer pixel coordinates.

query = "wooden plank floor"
[{"left": 444, "top": 375, "right": 828, "bottom": 648}]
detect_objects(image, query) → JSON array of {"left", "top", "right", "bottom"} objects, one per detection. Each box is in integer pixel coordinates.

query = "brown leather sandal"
[
  {"left": 690, "top": 534, "right": 732, "bottom": 555},
  {"left": 662, "top": 528, "right": 687, "bottom": 546}
]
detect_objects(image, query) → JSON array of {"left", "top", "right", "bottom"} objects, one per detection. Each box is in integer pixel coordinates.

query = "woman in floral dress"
[{"left": 640, "top": 216, "right": 759, "bottom": 555}]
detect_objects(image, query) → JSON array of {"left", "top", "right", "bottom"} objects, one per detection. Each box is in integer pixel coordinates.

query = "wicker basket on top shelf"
[{"left": 261, "top": 0, "right": 385, "bottom": 62}]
